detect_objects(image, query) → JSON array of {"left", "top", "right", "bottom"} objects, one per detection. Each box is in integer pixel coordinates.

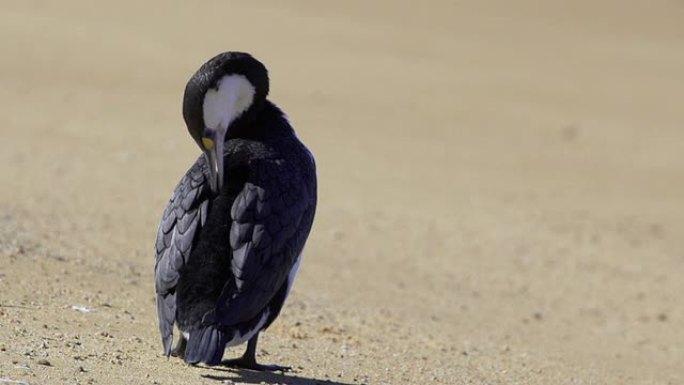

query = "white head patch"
[{"left": 202, "top": 74, "right": 255, "bottom": 130}]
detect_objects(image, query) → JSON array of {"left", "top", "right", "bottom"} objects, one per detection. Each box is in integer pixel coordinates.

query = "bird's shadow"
[{"left": 201, "top": 366, "right": 357, "bottom": 385}]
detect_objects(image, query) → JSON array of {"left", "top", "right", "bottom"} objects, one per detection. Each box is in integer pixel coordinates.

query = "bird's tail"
[{"left": 184, "top": 324, "right": 228, "bottom": 366}]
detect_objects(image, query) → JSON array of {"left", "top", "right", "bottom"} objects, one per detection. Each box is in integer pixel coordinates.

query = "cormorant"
[{"left": 154, "top": 52, "right": 317, "bottom": 371}]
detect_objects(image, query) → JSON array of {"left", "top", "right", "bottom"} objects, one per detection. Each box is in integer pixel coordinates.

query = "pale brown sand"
[{"left": 1, "top": 1, "right": 683, "bottom": 384}]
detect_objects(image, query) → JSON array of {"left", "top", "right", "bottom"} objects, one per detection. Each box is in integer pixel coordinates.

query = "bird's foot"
[
  {"left": 170, "top": 337, "right": 187, "bottom": 359},
  {"left": 170, "top": 347, "right": 184, "bottom": 359},
  {"left": 221, "top": 356, "right": 290, "bottom": 372}
]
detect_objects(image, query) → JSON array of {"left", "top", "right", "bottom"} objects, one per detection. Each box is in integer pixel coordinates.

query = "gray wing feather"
[
  {"left": 155, "top": 159, "right": 210, "bottom": 355},
  {"left": 215, "top": 163, "right": 313, "bottom": 326}
]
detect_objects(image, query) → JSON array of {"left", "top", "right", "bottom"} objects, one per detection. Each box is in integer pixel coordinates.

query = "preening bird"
[{"left": 154, "top": 52, "right": 317, "bottom": 371}]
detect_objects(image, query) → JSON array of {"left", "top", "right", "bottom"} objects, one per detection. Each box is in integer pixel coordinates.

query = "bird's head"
[{"left": 182, "top": 52, "right": 269, "bottom": 193}]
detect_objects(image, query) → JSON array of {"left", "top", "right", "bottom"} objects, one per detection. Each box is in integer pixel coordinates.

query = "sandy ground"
[{"left": 1, "top": 1, "right": 684, "bottom": 384}]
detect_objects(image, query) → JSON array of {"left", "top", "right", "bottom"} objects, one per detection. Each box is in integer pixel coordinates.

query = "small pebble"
[{"left": 37, "top": 359, "right": 52, "bottom": 366}]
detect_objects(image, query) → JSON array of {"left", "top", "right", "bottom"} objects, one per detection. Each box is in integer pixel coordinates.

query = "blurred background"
[{"left": 1, "top": 1, "right": 683, "bottom": 384}]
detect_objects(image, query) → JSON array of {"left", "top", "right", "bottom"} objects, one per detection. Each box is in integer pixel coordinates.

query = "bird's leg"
[
  {"left": 221, "top": 333, "right": 290, "bottom": 372},
  {"left": 171, "top": 335, "right": 187, "bottom": 359}
]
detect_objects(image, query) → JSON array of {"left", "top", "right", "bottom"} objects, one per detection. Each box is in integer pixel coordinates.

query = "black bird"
[{"left": 154, "top": 52, "right": 317, "bottom": 371}]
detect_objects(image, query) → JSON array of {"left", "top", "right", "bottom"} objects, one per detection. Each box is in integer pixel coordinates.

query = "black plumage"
[{"left": 154, "top": 52, "right": 316, "bottom": 371}]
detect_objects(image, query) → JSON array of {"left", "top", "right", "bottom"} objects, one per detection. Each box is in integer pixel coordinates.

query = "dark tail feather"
[{"left": 184, "top": 325, "right": 228, "bottom": 366}]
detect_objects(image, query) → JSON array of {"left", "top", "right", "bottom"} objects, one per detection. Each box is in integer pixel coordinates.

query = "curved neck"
[{"left": 226, "top": 101, "right": 293, "bottom": 141}]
